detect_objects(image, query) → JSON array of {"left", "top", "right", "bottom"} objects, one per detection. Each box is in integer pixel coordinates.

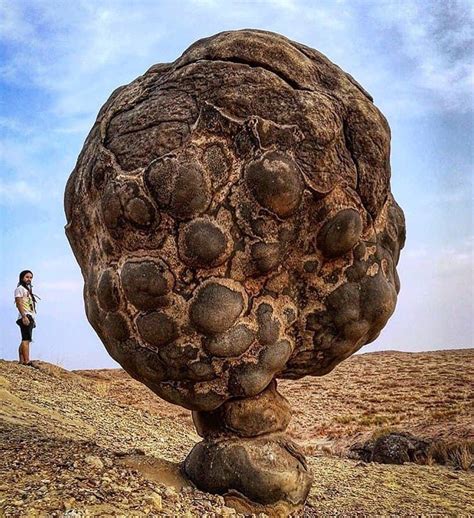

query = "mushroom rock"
[{"left": 65, "top": 29, "right": 405, "bottom": 515}]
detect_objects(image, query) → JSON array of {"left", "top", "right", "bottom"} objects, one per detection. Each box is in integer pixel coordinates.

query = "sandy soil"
[{"left": 1, "top": 349, "right": 473, "bottom": 516}]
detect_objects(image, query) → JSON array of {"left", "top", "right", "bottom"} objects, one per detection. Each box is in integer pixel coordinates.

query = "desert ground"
[{"left": 1, "top": 349, "right": 473, "bottom": 517}]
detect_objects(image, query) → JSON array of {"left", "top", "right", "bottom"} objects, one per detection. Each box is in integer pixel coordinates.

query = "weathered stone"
[
  {"left": 205, "top": 325, "right": 255, "bottom": 357},
  {"left": 228, "top": 362, "right": 275, "bottom": 398},
  {"left": 190, "top": 283, "right": 244, "bottom": 335},
  {"left": 121, "top": 260, "right": 173, "bottom": 311},
  {"left": 179, "top": 219, "right": 228, "bottom": 267},
  {"left": 303, "top": 259, "right": 319, "bottom": 273},
  {"left": 246, "top": 152, "right": 303, "bottom": 218},
  {"left": 65, "top": 29, "right": 405, "bottom": 513},
  {"left": 184, "top": 436, "right": 312, "bottom": 507},
  {"left": 256, "top": 303, "right": 280, "bottom": 345},
  {"left": 137, "top": 312, "right": 178, "bottom": 347},
  {"left": 317, "top": 209, "right": 362, "bottom": 258},
  {"left": 97, "top": 269, "right": 120, "bottom": 312},
  {"left": 145, "top": 157, "right": 210, "bottom": 220},
  {"left": 350, "top": 432, "right": 432, "bottom": 465},
  {"left": 102, "top": 312, "right": 129, "bottom": 342},
  {"left": 251, "top": 242, "right": 281, "bottom": 273},
  {"left": 170, "top": 164, "right": 210, "bottom": 220}
]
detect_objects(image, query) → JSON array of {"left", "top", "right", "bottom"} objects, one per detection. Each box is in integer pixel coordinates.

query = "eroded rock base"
[
  {"left": 183, "top": 382, "right": 312, "bottom": 515},
  {"left": 184, "top": 435, "right": 311, "bottom": 513}
]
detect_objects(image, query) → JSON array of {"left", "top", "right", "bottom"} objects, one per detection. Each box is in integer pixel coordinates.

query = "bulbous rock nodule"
[{"left": 190, "top": 282, "right": 245, "bottom": 335}]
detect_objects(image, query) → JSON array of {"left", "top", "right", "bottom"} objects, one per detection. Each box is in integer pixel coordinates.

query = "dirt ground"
[{"left": 1, "top": 349, "right": 473, "bottom": 516}]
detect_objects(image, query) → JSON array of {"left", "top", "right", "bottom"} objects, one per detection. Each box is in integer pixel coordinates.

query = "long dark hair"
[{"left": 18, "top": 270, "right": 39, "bottom": 312}]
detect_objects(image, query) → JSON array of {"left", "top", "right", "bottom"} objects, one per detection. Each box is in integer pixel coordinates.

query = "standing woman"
[{"left": 14, "top": 270, "right": 38, "bottom": 365}]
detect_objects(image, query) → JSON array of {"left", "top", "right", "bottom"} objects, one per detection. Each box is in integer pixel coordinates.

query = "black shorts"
[{"left": 16, "top": 315, "right": 35, "bottom": 341}]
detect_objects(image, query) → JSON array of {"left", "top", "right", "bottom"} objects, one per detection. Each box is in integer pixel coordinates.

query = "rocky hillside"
[{"left": 1, "top": 349, "right": 473, "bottom": 516}]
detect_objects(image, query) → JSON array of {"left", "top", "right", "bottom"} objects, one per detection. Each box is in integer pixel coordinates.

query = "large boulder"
[
  {"left": 65, "top": 29, "right": 405, "bottom": 514},
  {"left": 350, "top": 432, "right": 432, "bottom": 465}
]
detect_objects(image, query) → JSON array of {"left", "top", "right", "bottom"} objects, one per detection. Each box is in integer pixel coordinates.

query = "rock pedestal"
[{"left": 185, "top": 381, "right": 311, "bottom": 514}]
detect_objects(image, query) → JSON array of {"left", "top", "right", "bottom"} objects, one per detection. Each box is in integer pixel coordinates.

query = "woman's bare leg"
[{"left": 19, "top": 341, "right": 30, "bottom": 364}]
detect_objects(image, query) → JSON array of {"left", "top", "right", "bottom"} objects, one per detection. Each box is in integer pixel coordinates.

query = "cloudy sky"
[{"left": 1, "top": 0, "right": 472, "bottom": 369}]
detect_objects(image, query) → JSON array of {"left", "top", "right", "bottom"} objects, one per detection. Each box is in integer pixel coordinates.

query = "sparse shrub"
[
  {"left": 93, "top": 381, "right": 110, "bottom": 397},
  {"left": 358, "top": 414, "right": 393, "bottom": 427},
  {"left": 429, "top": 440, "right": 474, "bottom": 470},
  {"left": 335, "top": 414, "right": 355, "bottom": 425},
  {"left": 451, "top": 443, "right": 473, "bottom": 470},
  {"left": 370, "top": 426, "right": 398, "bottom": 440},
  {"left": 429, "top": 441, "right": 449, "bottom": 465},
  {"left": 320, "top": 444, "right": 334, "bottom": 456},
  {"left": 429, "top": 409, "right": 459, "bottom": 420}
]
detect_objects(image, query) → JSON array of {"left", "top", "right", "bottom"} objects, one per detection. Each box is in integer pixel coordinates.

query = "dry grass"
[
  {"left": 277, "top": 349, "right": 474, "bottom": 454},
  {"left": 428, "top": 440, "right": 474, "bottom": 470}
]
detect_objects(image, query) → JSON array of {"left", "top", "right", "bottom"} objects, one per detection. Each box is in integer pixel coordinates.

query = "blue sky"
[{"left": 1, "top": 0, "right": 472, "bottom": 369}]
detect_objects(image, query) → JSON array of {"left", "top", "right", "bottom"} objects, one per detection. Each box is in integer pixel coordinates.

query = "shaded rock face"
[
  {"left": 350, "top": 433, "right": 432, "bottom": 465},
  {"left": 65, "top": 29, "right": 405, "bottom": 511}
]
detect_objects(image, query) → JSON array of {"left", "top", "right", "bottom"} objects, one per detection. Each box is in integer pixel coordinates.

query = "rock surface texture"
[{"left": 65, "top": 29, "right": 405, "bottom": 514}]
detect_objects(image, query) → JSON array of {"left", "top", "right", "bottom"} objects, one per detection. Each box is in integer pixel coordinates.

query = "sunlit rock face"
[{"left": 65, "top": 29, "right": 405, "bottom": 512}]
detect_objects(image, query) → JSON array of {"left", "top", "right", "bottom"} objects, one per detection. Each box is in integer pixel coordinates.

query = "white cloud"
[
  {"left": 0, "top": 104, "right": 79, "bottom": 210},
  {"left": 40, "top": 280, "right": 82, "bottom": 292},
  {"left": 404, "top": 237, "right": 473, "bottom": 279},
  {"left": 189, "top": 0, "right": 219, "bottom": 7},
  {"left": 437, "top": 187, "right": 473, "bottom": 205},
  {"left": 0, "top": 116, "right": 32, "bottom": 134},
  {"left": 0, "top": 179, "right": 41, "bottom": 203},
  {"left": 266, "top": 0, "right": 299, "bottom": 12},
  {"left": 1, "top": 1, "right": 168, "bottom": 119},
  {"left": 367, "top": 0, "right": 473, "bottom": 114},
  {"left": 1, "top": 0, "right": 472, "bottom": 123},
  {"left": 436, "top": 237, "right": 474, "bottom": 277},
  {"left": 304, "top": 4, "right": 350, "bottom": 31},
  {"left": 0, "top": 133, "right": 74, "bottom": 207},
  {"left": 0, "top": 1, "right": 36, "bottom": 42}
]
